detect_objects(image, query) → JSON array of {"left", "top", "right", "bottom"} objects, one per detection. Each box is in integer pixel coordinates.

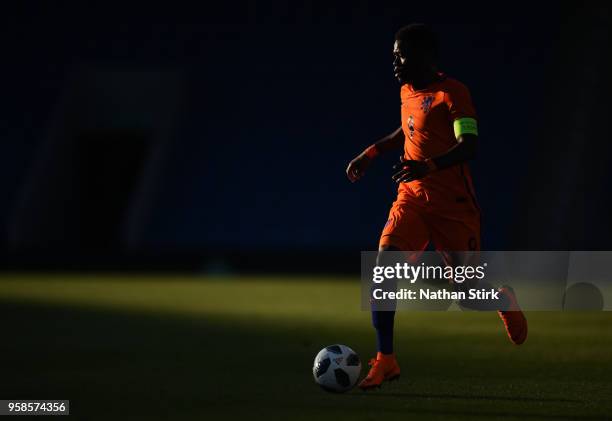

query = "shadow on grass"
[
  {"left": 1, "top": 298, "right": 348, "bottom": 420},
  {"left": 360, "top": 391, "right": 581, "bottom": 403},
  {"left": 0, "top": 298, "right": 609, "bottom": 421},
  {"left": 352, "top": 403, "right": 608, "bottom": 421}
]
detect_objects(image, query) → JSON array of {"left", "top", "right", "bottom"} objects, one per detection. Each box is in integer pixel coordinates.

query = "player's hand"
[
  {"left": 346, "top": 153, "right": 372, "bottom": 183},
  {"left": 391, "top": 156, "right": 429, "bottom": 183}
]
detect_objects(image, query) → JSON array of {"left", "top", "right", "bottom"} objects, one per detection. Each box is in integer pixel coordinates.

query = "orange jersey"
[{"left": 399, "top": 74, "right": 479, "bottom": 213}]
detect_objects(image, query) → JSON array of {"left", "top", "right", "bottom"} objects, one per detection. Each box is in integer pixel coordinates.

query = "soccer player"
[{"left": 346, "top": 24, "right": 528, "bottom": 390}]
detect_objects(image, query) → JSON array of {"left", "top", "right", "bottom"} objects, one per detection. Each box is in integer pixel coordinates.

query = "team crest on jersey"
[
  {"left": 420, "top": 95, "right": 434, "bottom": 113},
  {"left": 407, "top": 115, "right": 415, "bottom": 139}
]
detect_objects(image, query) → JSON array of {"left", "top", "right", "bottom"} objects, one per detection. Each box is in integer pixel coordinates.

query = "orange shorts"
[{"left": 379, "top": 198, "right": 481, "bottom": 253}]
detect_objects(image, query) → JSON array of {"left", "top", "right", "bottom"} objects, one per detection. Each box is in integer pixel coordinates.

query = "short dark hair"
[{"left": 395, "top": 24, "right": 439, "bottom": 59}]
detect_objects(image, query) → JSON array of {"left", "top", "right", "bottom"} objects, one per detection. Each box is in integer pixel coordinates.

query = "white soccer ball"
[{"left": 312, "top": 344, "right": 361, "bottom": 393}]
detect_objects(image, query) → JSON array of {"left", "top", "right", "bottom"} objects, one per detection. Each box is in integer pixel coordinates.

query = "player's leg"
[
  {"left": 375, "top": 204, "right": 429, "bottom": 356},
  {"left": 359, "top": 204, "right": 429, "bottom": 390},
  {"left": 429, "top": 213, "right": 528, "bottom": 345},
  {"left": 371, "top": 245, "right": 400, "bottom": 357},
  {"left": 428, "top": 214, "right": 495, "bottom": 308}
]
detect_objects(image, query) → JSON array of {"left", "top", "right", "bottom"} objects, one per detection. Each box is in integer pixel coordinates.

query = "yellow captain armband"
[{"left": 453, "top": 117, "right": 478, "bottom": 138}]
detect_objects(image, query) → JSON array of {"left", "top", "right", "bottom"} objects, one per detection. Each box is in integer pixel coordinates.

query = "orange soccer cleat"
[
  {"left": 497, "top": 285, "right": 528, "bottom": 345},
  {"left": 358, "top": 352, "right": 401, "bottom": 390}
]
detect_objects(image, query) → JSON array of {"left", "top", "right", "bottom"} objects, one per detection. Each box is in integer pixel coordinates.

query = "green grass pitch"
[{"left": 1, "top": 274, "right": 611, "bottom": 420}]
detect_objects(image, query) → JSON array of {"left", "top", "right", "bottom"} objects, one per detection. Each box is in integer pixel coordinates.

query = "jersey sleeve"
[
  {"left": 444, "top": 80, "right": 478, "bottom": 137},
  {"left": 444, "top": 80, "right": 477, "bottom": 120}
]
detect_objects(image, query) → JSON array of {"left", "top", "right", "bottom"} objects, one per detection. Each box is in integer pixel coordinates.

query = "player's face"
[{"left": 393, "top": 40, "right": 426, "bottom": 85}]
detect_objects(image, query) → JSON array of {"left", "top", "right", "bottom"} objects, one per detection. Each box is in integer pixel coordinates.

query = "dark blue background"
[{"left": 1, "top": 3, "right": 610, "bottom": 262}]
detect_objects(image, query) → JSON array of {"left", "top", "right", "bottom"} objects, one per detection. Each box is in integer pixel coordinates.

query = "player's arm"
[
  {"left": 346, "top": 126, "right": 403, "bottom": 183},
  {"left": 392, "top": 120, "right": 478, "bottom": 183},
  {"left": 429, "top": 131, "right": 477, "bottom": 170}
]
